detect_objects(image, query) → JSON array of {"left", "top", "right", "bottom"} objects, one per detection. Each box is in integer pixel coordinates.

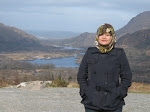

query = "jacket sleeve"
[
  {"left": 77, "top": 48, "right": 89, "bottom": 98},
  {"left": 117, "top": 49, "right": 132, "bottom": 98}
]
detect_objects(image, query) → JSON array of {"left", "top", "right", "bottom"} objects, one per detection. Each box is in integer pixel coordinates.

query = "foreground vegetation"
[
  {"left": 0, "top": 60, "right": 150, "bottom": 93},
  {"left": 0, "top": 60, "right": 78, "bottom": 88}
]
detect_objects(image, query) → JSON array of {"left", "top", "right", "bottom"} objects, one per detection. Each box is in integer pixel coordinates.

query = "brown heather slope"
[
  {"left": 116, "top": 11, "right": 150, "bottom": 40},
  {"left": 0, "top": 23, "right": 41, "bottom": 52}
]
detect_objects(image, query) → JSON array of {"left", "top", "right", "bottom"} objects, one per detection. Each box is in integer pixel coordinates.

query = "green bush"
[{"left": 46, "top": 78, "right": 69, "bottom": 87}]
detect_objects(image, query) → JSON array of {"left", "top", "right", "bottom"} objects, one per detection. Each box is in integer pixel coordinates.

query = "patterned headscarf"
[{"left": 95, "top": 23, "right": 116, "bottom": 53}]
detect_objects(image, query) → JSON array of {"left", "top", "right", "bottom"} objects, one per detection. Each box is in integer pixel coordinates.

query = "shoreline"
[{"left": 0, "top": 51, "right": 78, "bottom": 61}]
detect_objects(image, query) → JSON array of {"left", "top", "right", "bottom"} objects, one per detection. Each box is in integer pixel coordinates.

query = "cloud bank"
[{"left": 0, "top": 0, "right": 150, "bottom": 32}]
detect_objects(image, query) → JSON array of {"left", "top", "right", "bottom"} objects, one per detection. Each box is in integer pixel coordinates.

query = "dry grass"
[
  {"left": 68, "top": 82, "right": 150, "bottom": 93},
  {"left": 67, "top": 82, "right": 79, "bottom": 88},
  {"left": 1, "top": 80, "right": 150, "bottom": 94},
  {"left": 0, "top": 81, "right": 11, "bottom": 88},
  {"left": 0, "top": 51, "right": 75, "bottom": 61},
  {"left": 128, "top": 82, "right": 150, "bottom": 93}
]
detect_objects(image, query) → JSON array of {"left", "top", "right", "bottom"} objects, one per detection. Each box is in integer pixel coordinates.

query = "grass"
[
  {"left": 68, "top": 81, "right": 150, "bottom": 94},
  {"left": 46, "top": 78, "right": 69, "bottom": 87},
  {"left": 128, "top": 82, "right": 150, "bottom": 93},
  {"left": 1, "top": 80, "right": 150, "bottom": 94},
  {"left": 128, "top": 91, "right": 150, "bottom": 94},
  {"left": 67, "top": 82, "right": 79, "bottom": 88}
]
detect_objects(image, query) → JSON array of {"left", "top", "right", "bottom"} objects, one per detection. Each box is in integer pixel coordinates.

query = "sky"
[{"left": 0, "top": 0, "right": 150, "bottom": 33}]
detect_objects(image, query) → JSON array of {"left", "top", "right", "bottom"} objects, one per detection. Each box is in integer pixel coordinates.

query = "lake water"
[
  {"left": 61, "top": 46, "right": 83, "bottom": 50},
  {"left": 24, "top": 56, "right": 80, "bottom": 68},
  {"left": 22, "top": 46, "right": 85, "bottom": 68}
]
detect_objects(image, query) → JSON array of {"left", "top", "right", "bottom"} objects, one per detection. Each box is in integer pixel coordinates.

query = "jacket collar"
[{"left": 91, "top": 47, "right": 116, "bottom": 56}]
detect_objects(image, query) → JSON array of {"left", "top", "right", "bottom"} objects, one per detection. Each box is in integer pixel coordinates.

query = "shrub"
[{"left": 46, "top": 78, "right": 69, "bottom": 87}]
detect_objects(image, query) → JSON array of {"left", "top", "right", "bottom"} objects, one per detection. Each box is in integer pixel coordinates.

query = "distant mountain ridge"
[
  {"left": 43, "top": 32, "right": 96, "bottom": 48},
  {"left": 25, "top": 30, "right": 81, "bottom": 39},
  {"left": 52, "top": 11, "right": 150, "bottom": 48},
  {"left": 59, "top": 32, "right": 96, "bottom": 48}
]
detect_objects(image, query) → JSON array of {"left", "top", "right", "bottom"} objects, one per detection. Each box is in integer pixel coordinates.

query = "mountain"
[
  {"left": 116, "top": 28, "right": 150, "bottom": 50},
  {"left": 116, "top": 28, "right": 150, "bottom": 84},
  {"left": 60, "top": 32, "right": 95, "bottom": 48},
  {"left": 46, "top": 32, "right": 96, "bottom": 48},
  {"left": 50, "top": 11, "right": 150, "bottom": 48},
  {"left": 116, "top": 11, "right": 150, "bottom": 40},
  {"left": 0, "top": 23, "right": 41, "bottom": 52}
]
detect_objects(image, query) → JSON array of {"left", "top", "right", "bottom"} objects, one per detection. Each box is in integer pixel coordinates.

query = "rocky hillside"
[
  {"left": 116, "top": 28, "right": 150, "bottom": 50},
  {"left": 0, "top": 23, "right": 41, "bottom": 52},
  {"left": 116, "top": 28, "right": 150, "bottom": 84},
  {"left": 116, "top": 11, "right": 150, "bottom": 39}
]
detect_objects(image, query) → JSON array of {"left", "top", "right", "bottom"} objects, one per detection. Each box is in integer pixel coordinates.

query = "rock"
[
  {"left": 17, "top": 82, "right": 27, "bottom": 88},
  {"left": 16, "top": 81, "right": 52, "bottom": 90}
]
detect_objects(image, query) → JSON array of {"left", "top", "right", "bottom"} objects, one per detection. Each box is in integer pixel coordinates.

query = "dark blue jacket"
[{"left": 77, "top": 47, "right": 132, "bottom": 111}]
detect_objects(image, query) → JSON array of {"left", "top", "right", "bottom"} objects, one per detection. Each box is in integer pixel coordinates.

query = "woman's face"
[{"left": 98, "top": 33, "right": 112, "bottom": 46}]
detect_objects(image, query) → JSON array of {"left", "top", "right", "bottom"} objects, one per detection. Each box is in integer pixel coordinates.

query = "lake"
[
  {"left": 22, "top": 46, "right": 85, "bottom": 68},
  {"left": 24, "top": 55, "right": 80, "bottom": 68}
]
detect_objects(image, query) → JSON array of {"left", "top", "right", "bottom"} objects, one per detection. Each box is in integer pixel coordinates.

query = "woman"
[{"left": 77, "top": 23, "right": 132, "bottom": 112}]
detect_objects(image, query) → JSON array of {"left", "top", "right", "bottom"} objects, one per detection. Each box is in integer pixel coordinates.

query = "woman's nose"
[{"left": 102, "top": 35, "right": 106, "bottom": 38}]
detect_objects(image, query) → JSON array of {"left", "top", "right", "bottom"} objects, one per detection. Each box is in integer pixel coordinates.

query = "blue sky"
[{"left": 0, "top": 0, "right": 150, "bottom": 33}]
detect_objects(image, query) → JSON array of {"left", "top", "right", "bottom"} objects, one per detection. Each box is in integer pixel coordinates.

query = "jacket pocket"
[
  {"left": 81, "top": 86, "right": 93, "bottom": 105},
  {"left": 80, "top": 87, "right": 88, "bottom": 104},
  {"left": 83, "top": 85, "right": 104, "bottom": 108},
  {"left": 80, "top": 91, "right": 86, "bottom": 99},
  {"left": 117, "top": 86, "right": 128, "bottom": 98},
  {"left": 103, "top": 87, "right": 121, "bottom": 108}
]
